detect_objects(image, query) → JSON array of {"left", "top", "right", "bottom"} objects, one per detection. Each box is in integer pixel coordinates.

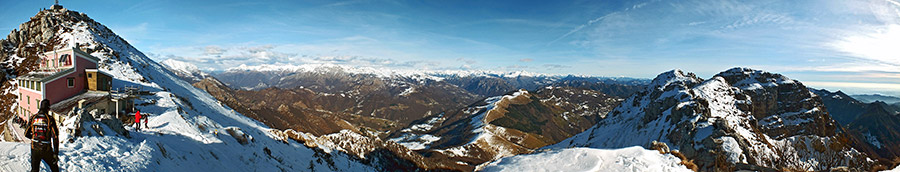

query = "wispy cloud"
[
  {"left": 543, "top": 64, "right": 571, "bottom": 70},
  {"left": 720, "top": 12, "right": 796, "bottom": 31},
  {"left": 456, "top": 58, "right": 477, "bottom": 64},
  {"left": 830, "top": 24, "right": 900, "bottom": 66},
  {"left": 505, "top": 65, "right": 529, "bottom": 69},
  {"left": 547, "top": 1, "right": 655, "bottom": 46},
  {"left": 321, "top": 0, "right": 368, "bottom": 8},
  {"left": 202, "top": 45, "right": 226, "bottom": 56},
  {"left": 154, "top": 43, "right": 451, "bottom": 72},
  {"left": 452, "top": 18, "right": 566, "bottom": 28}
]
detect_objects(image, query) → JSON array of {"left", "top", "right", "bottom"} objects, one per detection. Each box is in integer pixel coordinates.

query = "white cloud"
[
  {"left": 202, "top": 45, "right": 226, "bottom": 56},
  {"left": 543, "top": 64, "right": 571, "bottom": 70},
  {"left": 152, "top": 43, "right": 452, "bottom": 72},
  {"left": 831, "top": 24, "right": 900, "bottom": 66}
]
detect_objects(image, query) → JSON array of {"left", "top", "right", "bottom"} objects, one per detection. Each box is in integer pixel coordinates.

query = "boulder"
[
  {"left": 99, "top": 114, "right": 127, "bottom": 136},
  {"left": 225, "top": 127, "right": 253, "bottom": 145}
]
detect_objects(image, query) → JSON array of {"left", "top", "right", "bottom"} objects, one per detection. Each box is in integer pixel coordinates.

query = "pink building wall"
[
  {"left": 75, "top": 53, "right": 97, "bottom": 72},
  {"left": 44, "top": 71, "right": 85, "bottom": 107},
  {"left": 17, "top": 48, "right": 98, "bottom": 120},
  {"left": 17, "top": 87, "right": 42, "bottom": 120}
]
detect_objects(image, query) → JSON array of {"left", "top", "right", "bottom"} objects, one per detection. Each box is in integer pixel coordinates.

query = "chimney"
[{"left": 51, "top": 0, "right": 63, "bottom": 10}]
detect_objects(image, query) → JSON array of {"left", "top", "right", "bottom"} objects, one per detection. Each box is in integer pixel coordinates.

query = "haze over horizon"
[{"left": 1, "top": 0, "right": 898, "bottom": 97}]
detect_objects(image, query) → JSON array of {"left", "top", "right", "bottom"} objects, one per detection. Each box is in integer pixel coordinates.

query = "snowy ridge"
[
  {"left": 435, "top": 89, "right": 531, "bottom": 160},
  {"left": 546, "top": 70, "right": 704, "bottom": 149},
  {"left": 717, "top": 67, "right": 796, "bottom": 90},
  {"left": 1, "top": 7, "right": 372, "bottom": 171},
  {"left": 160, "top": 59, "right": 210, "bottom": 82},
  {"left": 160, "top": 59, "right": 203, "bottom": 75},
  {"left": 548, "top": 67, "right": 872, "bottom": 171},
  {"left": 477, "top": 146, "right": 692, "bottom": 172}
]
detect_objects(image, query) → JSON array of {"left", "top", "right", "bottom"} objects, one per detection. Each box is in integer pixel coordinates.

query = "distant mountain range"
[
  {"left": 852, "top": 94, "right": 900, "bottom": 104},
  {"left": 812, "top": 89, "right": 900, "bottom": 163},
  {"left": 176, "top": 62, "right": 646, "bottom": 170}
]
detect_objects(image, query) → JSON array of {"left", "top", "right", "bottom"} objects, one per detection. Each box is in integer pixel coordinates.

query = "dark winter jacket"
[{"left": 25, "top": 99, "right": 59, "bottom": 153}]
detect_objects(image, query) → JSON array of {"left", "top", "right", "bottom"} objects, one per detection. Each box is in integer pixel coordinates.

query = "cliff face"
[{"left": 550, "top": 68, "right": 873, "bottom": 171}]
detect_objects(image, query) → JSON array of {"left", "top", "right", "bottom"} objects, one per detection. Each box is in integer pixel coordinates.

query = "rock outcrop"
[{"left": 549, "top": 68, "right": 873, "bottom": 171}]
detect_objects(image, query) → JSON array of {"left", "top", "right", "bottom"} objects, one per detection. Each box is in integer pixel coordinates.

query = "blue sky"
[{"left": 1, "top": 0, "right": 899, "bottom": 96}]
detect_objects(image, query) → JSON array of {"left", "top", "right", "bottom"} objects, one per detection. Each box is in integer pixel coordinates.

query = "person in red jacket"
[{"left": 134, "top": 110, "right": 141, "bottom": 131}]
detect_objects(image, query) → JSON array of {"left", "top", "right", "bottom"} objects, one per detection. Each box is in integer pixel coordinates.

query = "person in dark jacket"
[{"left": 25, "top": 99, "right": 60, "bottom": 172}]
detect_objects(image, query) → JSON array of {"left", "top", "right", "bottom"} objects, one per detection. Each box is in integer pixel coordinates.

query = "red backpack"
[{"left": 30, "top": 113, "right": 52, "bottom": 143}]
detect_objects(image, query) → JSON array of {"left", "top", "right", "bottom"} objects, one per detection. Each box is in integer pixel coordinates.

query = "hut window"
[
  {"left": 67, "top": 77, "right": 74, "bottom": 88},
  {"left": 59, "top": 54, "right": 72, "bottom": 66}
]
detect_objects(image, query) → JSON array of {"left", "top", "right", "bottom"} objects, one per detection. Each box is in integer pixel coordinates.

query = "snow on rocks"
[
  {"left": 389, "top": 113, "right": 445, "bottom": 150},
  {"left": 719, "top": 136, "right": 746, "bottom": 163},
  {"left": 548, "top": 67, "right": 873, "bottom": 171},
  {"left": 477, "top": 146, "right": 692, "bottom": 172},
  {"left": 388, "top": 134, "right": 441, "bottom": 151}
]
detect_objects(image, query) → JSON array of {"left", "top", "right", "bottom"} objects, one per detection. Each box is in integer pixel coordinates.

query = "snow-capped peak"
[
  {"left": 161, "top": 59, "right": 201, "bottom": 74},
  {"left": 715, "top": 67, "right": 796, "bottom": 90},
  {"left": 548, "top": 67, "right": 872, "bottom": 171},
  {"left": 647, "top": 69, "right": 703, "bottom": 92}
]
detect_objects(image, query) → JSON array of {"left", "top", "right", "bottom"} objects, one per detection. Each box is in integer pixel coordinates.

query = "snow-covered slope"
[
  {"left": 160, "top": 59, "right": 209, "bottom": 83},
  {"left": 435, "top": 89, "right": 535, "bottom": 161},
  {"left": 1, "top": 6, "right": 372, "bottom": 171},
  {"left": 885, "top": 165, "right": 900, "bottom": 172},
  {"left": 549, "top": 68, "right": 874, "bottom": 171},
  {"left": 477, "top": 146, "right": 692, "bottom": 172}
]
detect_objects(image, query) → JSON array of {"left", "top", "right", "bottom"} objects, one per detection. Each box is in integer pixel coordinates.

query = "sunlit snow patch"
[{"left": 477, "top": 146, "right": 692, "bottom": 172}]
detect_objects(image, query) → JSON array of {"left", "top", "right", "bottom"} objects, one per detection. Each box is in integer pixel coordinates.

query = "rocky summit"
[{"left": 549, "top": 67, "right": 873, "bottom": 171}]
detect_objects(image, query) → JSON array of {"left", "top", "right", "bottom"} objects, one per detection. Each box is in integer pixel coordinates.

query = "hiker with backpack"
[{"left": 25, "top": 99, "right": 60, "bottom": 172}]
